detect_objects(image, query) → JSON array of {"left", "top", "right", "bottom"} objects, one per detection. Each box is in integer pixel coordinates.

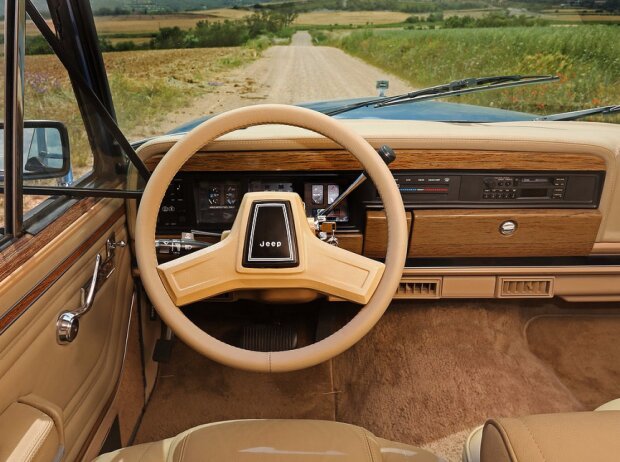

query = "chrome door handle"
[{"left": 56, "top": 254, "right": 102, "bottom": 344}]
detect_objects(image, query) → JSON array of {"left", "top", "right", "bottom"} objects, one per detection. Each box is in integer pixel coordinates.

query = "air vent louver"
[
  {"left": 497, "top": 277, "right": 554, "bottom": 298},
  {"left": 395, "top": 278, "right": 441, "bottom": 299}
]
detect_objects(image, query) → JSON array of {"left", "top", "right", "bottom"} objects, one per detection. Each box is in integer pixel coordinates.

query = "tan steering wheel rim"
[{"left": 135, "top": 104, "right": 408, "bottom": 372}]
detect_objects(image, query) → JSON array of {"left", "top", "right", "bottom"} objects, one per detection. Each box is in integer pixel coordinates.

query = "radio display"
[{"left": 519, "top": 188, "right": 549, "bottom": 198}]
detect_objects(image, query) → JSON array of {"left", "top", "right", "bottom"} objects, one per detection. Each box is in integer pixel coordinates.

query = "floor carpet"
[
  {"left": 133, "top": 299, "right": 619, "bottom": 461},
  {"left": 525, "top": 313, "right": 620, "bottom": 409}
]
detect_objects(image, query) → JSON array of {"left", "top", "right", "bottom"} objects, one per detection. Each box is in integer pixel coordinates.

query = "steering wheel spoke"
[{"left": 157, "top": 192, "right": 384, "bottom": 305}]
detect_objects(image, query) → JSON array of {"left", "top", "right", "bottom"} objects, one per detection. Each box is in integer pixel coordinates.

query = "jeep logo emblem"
[
  {"left": 243, "top": 200, "right": 299, "bottom": 268},
  {"left": 259, "top": 241, "right": 282, "bottom": 248}
]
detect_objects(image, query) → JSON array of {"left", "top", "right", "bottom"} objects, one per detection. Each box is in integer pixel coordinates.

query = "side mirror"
[{"left": 0, "top": 120, "right": 72, "bottom": 182}]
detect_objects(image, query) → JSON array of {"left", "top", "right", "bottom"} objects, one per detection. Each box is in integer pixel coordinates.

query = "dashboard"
[
  {"left": 130, "top": 119, "right": 620, "bottom": 302},
  {"left": 156, "top": 170, "right": 604, "bottom": 237}
]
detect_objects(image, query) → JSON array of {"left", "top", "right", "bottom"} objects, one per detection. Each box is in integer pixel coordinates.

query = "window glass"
[
  {"left": 22, "top": 16, "right": 96, "bottom": 219},
  {"left": 87, "top": 1, "right": 618, "bottom": 127},
  {"left": 0, "top": 30, "right": 5, "bottom": 238}
]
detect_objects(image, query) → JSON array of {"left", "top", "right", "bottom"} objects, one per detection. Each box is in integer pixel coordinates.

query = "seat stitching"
[
  {"left": 136, "top": 443, "right": 153, "bottom": 462},
  {"left": 24, "top": 419, "right": 53, "bottom": 462},
  {"left": 516, "top": 418, "right": 547, "bottom": 462},
  {"left": 175, "top": 433, "right": 190, "bottom": 462},
  {"left": 358, "top": 428, "right": 376, "bottom": 462}
]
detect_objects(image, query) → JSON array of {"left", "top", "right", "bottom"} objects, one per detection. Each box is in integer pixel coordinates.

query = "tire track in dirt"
[{"left": 135, "top": 31, "right": 412, "bottom": 139}]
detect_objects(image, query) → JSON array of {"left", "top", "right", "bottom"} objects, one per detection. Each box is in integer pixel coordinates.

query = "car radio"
[
  {"left": 479, "top": 175, "right": 566, "bottom": 200},
  {"left": 387, "top": 171, "right": 604, "bottom": 208}
]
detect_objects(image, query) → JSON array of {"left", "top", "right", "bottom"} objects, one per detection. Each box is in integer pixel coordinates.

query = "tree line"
[{"left": 24, "top": 10, "right": 297, "bottom": 55}]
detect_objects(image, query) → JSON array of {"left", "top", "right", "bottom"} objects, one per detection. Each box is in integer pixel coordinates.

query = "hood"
[{"left": 166, "top": 98, "right": 537, "bottom": 135}]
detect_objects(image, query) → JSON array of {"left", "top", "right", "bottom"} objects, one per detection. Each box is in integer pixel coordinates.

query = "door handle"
[{"left": 56, "top": 254, "right": 101, "bottom": 344}]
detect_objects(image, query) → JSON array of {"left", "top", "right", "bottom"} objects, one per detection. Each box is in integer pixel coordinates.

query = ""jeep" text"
[{"left": 259, "top": 241, "right": 282, "bottom": 248}]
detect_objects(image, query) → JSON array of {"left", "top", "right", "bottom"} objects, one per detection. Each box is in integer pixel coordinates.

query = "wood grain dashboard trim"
[
  {"left": 364, "top": 210, "right": 413, "bottom": 258},
  {"left": 144, "top": 149, "right": 606, "bottom": 172},
  {"left": 362, "top": 209, "right": 602, "bottom": 259},
  {"left": 410, "top": 209, "right": 602, "bottom": 258}
]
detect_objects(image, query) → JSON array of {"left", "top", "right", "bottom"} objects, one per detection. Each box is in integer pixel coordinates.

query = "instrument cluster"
[{"left": 156, "top": 173, "right": 358, "bottom": 234}]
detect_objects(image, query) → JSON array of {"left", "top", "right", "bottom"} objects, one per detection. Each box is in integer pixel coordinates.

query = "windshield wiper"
[
  {"left": 324, "top": 75, "right": 559, "bottom": 117},
  {"left": 536, "top": 105, "right": 620, "bottom": 121}
]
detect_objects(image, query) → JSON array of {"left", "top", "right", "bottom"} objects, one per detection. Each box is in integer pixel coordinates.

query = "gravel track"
[{"left": 140, "top": 31, "right": 412, "bottom": 137}]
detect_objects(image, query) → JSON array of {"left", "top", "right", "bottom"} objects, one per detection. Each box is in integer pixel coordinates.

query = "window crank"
[{"left": 57, "top": 254, "right": 102, "bottom": 344}]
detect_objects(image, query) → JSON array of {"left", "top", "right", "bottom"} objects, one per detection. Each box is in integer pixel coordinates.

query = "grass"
[
  {"left": 328, "top": 26, "right": 620, "bottom": 120},
  {"left": 1, "top": 45, "right": 259, "bottom": 219},
  {"left": 5, "top": 46, "right": 259, "bottom": 173}
]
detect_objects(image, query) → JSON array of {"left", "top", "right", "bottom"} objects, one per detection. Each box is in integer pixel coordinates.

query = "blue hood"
[{"left": 167, "top": 98, "right": 537, "bottom": 135}]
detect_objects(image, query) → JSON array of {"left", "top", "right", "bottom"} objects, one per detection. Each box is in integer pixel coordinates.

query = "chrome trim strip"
[{"left": 247, "top": 202, "right": 295, "bottom": 263}]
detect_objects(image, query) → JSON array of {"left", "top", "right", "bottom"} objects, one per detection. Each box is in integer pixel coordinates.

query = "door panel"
[{"left": 0, "top": 198, "right": 134, "bottom": 461}]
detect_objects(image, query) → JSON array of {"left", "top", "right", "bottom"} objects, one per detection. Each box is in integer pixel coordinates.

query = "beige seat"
[
  {"left": 96, "top": 419, "right": 442, "bottom": 462},
  {"left": 463, "top": 398, "right": 620, "bottom": 462}
]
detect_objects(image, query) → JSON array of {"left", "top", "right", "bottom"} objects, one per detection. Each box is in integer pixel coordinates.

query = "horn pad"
[{"left": 242, "top": 201, "right": 299, "bottom": 268}]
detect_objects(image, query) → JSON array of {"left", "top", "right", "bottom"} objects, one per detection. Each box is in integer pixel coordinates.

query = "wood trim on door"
[{"left": 0, "top": 204, "right": 124, "bottom": 333}]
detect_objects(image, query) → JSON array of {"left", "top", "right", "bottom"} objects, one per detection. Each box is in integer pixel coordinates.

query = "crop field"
[
  {"left": 8, "top": 9, "right": 253, "bottom": 39},
  {"left": 4, "top": 46, "right": 258, "bottom": 170},
  {"left": 294, "top": 10, "right": 410, "bottom": 25},
  {"left": 91, "top": 9, "right": 252, "bottom": 35},
  {"left": 330, "top": 26, "right": 620, "bottom": 120},
  {"left": 540, "top": 9, "right": 620, "bottom": 23},
  {"left": 0, "top": 45, "right": 259, "bottom": 219}
]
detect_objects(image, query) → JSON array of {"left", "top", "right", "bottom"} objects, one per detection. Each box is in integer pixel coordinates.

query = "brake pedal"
[
  {"left": 240, "top": 325, "right": 297, "bottom": 352},
  {"left": 153, "top": 327, "right": 174, "bottom": 363}
]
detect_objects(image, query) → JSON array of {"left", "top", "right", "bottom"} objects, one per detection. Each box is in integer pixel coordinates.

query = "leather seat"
[
  {"left": 96, "top": 419, "right": 441, "bottom": 462},
  {"left": 463, "top": 398, "right": 620, "bottom": 462}
]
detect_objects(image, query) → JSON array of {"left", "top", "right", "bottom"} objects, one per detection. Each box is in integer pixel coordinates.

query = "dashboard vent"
[
  {"left": 395, "top": 278, "right": 441, "bottom": 299},
  {"left": 497, "top": 277, "right": 554, "bottom": 298}
]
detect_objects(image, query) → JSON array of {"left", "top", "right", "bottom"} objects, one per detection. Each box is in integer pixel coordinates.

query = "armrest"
[
  {"left": 0, "top": 402, "right": 62, "bottom": 462},
  {"left": 481, "top": 411, "right": 620, "bottom": 462}
]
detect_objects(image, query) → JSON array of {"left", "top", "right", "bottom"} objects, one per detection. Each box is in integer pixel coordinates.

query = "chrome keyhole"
[{"left": 499, "top": 220, "right": 518, "bottom": 235}]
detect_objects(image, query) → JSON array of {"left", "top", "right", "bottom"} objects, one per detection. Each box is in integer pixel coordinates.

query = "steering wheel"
[{"left": 135, "top": 104, "right": 408, "bottom": 372}]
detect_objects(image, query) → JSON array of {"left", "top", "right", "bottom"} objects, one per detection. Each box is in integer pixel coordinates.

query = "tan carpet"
[
  {"left": 526, "top": 314, "right": 620, "bottom": 409},
  {"left": 422, "top": 429, "right": 473, "bottom": 462},
  {"left": 331, "top": 300, "right": 584, "bottom": 446},
  {"left": 116, "top": 306, "right": 146, "bottom": 446},
  {"left": 134, "top": 343, "right": 335, "bottom": 444},
  {"left": 134, "top": 299, "right": 620, "bottom": 456}
]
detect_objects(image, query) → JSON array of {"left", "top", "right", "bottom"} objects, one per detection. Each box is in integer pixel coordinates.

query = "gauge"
[
  {"left": 225, "top": 185, "right": 238, "bottom": 206},
  {"left": 327, "top": 184, "right": 340, "bottom": 205},
  {"left": 311, "top": 184, "right": 324, "bottom": 205},
  {"left": 208, "top": 185, "right": 221, "bottom": 205}
]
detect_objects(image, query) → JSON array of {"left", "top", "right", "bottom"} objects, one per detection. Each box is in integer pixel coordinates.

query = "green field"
[
  {"left": 327, "top": 26, "right": 620, "bottom": 120},
  {"left": 13, "top": 46, "right": 260, "bottom": 173}
]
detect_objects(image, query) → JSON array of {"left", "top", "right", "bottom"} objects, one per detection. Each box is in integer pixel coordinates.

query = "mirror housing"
[{"left": 0, "top": 120, "right": 72, "bottom": 182}]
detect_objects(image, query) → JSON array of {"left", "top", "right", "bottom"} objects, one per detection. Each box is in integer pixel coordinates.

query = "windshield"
[{"left": 30, "top": 1, "right": 620, "bottom": 140}]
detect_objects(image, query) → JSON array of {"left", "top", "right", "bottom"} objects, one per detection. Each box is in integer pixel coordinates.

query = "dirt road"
[{"left": 137, "top": 31, "right": 412, "bottom": 138}]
